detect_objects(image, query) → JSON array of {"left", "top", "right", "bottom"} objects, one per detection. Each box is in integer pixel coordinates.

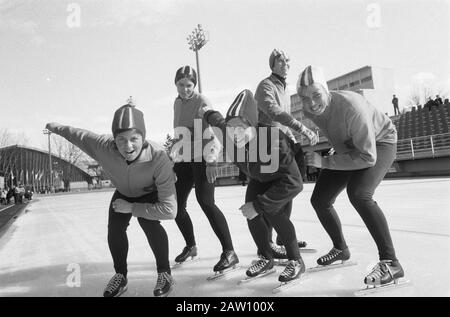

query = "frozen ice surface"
[{"left": 0, "top": 177, "right": 449, "bottom": 297}]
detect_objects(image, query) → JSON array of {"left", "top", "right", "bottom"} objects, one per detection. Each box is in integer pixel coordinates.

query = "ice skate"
[
  {"left": 172, "top": 245, "right": 199, "bottom": 269},
  {"left": 256, "top": 243, "right": 289, "bottom": 265},
  {"left": 355, "top": 260, "right": 409, "bottom": 296},
  {"left": 153, "top": 272, "right": 175, "bottom": 297},
  {"left": 307, "top": 247, "right": 355, "bottom": 272},
  {"left": 207, "top": 250, "right": 240, "bottom": 281},
  {"left": 275, "top": 238, "right": 317, "bottom": 254},
  {"left": 103, "top": 273, "right": 128, "bottom": 297},
  {"left": 238, "top": 256, "right": 276, "bottom": 284},
  {"left": 272, "top": 259, "right": 306, "bottom": 293}
]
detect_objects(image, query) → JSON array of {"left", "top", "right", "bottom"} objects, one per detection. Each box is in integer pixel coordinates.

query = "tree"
[
  {"left": 408, "top": 73, "right": 449, "bottom": 106},
  {"left": 0, "top": 128, "right": 29, "bottom": 147},
  {"left": 51, "top": 134, "right": 89, "bottom": 191}
]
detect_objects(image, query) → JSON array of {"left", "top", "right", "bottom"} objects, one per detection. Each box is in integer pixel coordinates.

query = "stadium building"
[{"left": 0, "top": 145, "right": 92, "bottom": 193}]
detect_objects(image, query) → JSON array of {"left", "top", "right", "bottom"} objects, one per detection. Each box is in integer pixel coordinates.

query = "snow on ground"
[{"left": 0, "top": 177, "right": 449, "bottom": 297}]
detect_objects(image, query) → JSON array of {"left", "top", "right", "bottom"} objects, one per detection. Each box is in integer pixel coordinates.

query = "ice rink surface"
[{"left": 0, "top": 177, "right": 449, "bottom": 297}]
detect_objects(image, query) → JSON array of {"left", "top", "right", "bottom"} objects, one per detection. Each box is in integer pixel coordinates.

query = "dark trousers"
[
  {"left": 310, "top": 142, "right": 398, "bottom": 261},
  {"left": 174, "top": 162, "right": 234, "bottom": 251},
  {"left": 271, "top": 143, "right": 305, "bottom": 244},
  {"left": 108, "top": 190, "right": 170, "bottom": 276},
  {"left": 246, "top": 179, "right": 301, "bottom": 261}
]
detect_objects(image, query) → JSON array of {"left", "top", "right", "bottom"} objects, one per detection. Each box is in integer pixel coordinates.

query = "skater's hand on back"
[
  {"left": 305, "top": 151, "right": 323, "bottom": 168},
  {"left": 112, "top": 199, "right": 133, "bottom": 214},
  {"left": 239, "top": 202, "right": 258, "bottom": 220}
]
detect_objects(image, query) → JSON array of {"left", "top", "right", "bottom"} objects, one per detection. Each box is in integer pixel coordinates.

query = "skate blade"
[
  {"left": 299, "top": 248, "right": 317, "bottom": 254},
  {"left": 206, "top": 265, "right": 240, "bottom": 281},
  {"left": 307, "top": 260, "right": 357, "bottom": 273},
  {"left": 238, "top": 268, "right": 276, "bottom": 285},
  {"left": 171, "top": 256, "right": 200, "bottom": 269},
  {"left": 354, "top": 279, "right": 411, "bottom": 296},
  {"left": 272, "top": 274, "right": 309, "bottom": 294}
]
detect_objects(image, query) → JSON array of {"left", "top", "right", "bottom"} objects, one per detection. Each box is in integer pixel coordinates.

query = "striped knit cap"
[
  {"left": 174, "top": 65, "right": 197, "bottom": 87},
  {"left": 226, "top": 89, "right": 258, "bottom": 127},
  {"left": 297, "top": 65, "right": 329, "bottom": 93},
  {"left": 269, "top": 49, "right": 289, "bottom": 69},
  {"left": 111, "top": 102, "right": 146, "bottom": 139}
]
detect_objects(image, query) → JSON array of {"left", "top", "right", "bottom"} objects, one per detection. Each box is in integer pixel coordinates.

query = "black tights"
[
  {"left": 310, "top": 143, "right": 398, "bottom": 261},
  {"left": 174, "top": 162, "right": 234, "bottom": 251},
  {"left": 245, "top": 179, "right": 301, "bottom": 261},
  {"left": 107, "top": 190, "right": 170, "bottom": 276}
]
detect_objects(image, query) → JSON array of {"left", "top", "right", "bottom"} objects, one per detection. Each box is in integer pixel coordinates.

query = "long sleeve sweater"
[
  {"left": 255, "top": 74, "right": 305, "bottom": 142},
  {"left": 173, "top": 92, "right": 221, "bottom": 163},
  {"left": 204, "top": 110, "right": 302, "bottom": 215},
  {"left": 305, "top": 91, "right": 397, "bottom": 170},
  {"left": 46, "top": 124, "right": 177, "bottom": 221}
]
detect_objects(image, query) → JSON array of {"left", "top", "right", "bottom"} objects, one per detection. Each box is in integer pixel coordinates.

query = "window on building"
[{"left": 361, "top": 76, "right": 372, "bottom": 83}]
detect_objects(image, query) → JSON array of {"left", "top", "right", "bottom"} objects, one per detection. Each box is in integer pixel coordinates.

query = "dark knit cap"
[
  {"left": 174, "top": 65, "right": 197, "bottom": 87},
  {"left": 111, "top": 103, "right": 146, "bottom": 139}
]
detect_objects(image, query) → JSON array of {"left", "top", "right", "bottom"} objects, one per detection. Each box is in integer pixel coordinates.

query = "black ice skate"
[
  {"left": 317, "top": 247, "right": 351, "bottom": 266},
  {"left": 207, "top": 250, "right": 240, "bottom": 281},
  {"left": 103, "top": 273, "right": 128, "bottom": 297},
  {"left": 238, "top": 256, "right": 275, "bottom": 284},
  {"left": 355, "top": 260, "right": 409, "bottom": 296},
  {"left": 308, "top": 247, "right": 356, "bottom": 272},
  {"left": 364, "top": 260, "right": 404, "bottom": 286},
  {"left": 272, "top": 259, "right": 306, "bottom": 293},
  {"left": 173, "top": 245, "right": 198, "bottom": 268},
  {"left": 153, "top": 272, "right": 175, "bottom": 297}
]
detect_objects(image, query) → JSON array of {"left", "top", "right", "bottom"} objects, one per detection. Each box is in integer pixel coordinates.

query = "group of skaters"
[{"left": 45, "top": 48, "right": 404, "bottom": 297}]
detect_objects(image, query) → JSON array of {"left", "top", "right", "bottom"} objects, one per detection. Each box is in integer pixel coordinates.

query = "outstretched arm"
[{"left": 45, "top": 122, "right": 112, "bottom": 161}]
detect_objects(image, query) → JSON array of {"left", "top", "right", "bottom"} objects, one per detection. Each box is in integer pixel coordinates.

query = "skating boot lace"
[
  {"left": 270, "top": 243, "right": 287, "bottom": 259},
  {"left": 279, "top": 261, "right": 297, "bottom": 279},
  {"left": 366, "top": 261, "right": 392, "bottom": 284},
  {"left": 248, "top": 257, "right": 270, "bottom": 275},
  {"left": 104, "top": 273, "right": 125, "bottom": 294},
  {"left": 155, "top": 272, "right": 172, "bottom": 290}
]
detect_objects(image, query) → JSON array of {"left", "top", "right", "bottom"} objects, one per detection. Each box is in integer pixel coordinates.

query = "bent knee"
[{"left": 347, "top": 188, "right": 373, "bottom": 206}]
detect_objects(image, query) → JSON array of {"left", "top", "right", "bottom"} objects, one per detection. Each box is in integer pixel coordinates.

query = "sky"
[{"left": 0, "top": 0, "right": 449, "bottom": 151}]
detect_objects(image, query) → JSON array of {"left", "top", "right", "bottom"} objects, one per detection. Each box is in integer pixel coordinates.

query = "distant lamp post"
[
  {"left": 187, "top": 24, "right": 209, "bottom": 93},
  {"left": 43, "top": 129, "right": 53, "bottom": 192}
]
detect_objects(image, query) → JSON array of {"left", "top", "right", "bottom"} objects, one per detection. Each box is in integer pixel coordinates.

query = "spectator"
[
  {"left": 425, "top": 97, "right": 437, "bottom": 111},
  {"left": 0, "top": 188, "right": 6, "bottom": 205},
  {"left": 435, "top": 95, "right": 443, "bottom": 105},
  {"left": 392, "top": 95, "right": 400, "bottom": 115},
  {"left": 444, "top": 98, "right": 449, "bottom": 106},
  {"left": 6, "top": 187, "right": 14, "bottom": 204}
]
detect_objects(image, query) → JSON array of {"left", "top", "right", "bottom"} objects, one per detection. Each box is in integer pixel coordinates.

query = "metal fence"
[{"left": 396, "top": 132, "right": 450, "bottom": 160}]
